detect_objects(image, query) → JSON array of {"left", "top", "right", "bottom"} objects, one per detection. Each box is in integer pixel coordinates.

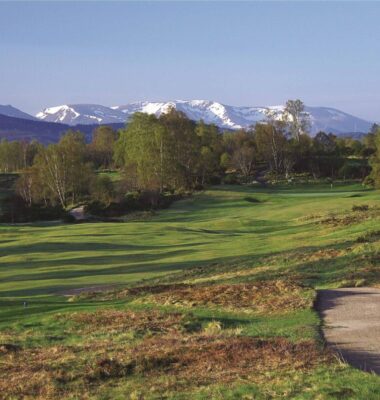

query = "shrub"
[
  {"left": 223, "top": 174, "right": 239, "bottom": 185},
  {"left": 209, "top": 175, "right": 222, "bottom": 185},
  {"left": 86, "top": 191, "right": 183, "bottom": 218},
  {"left": 90, "top": 175, "right": 116, "bottom": 206},
  {"left": 363, "top": 176, "right": 375, "bottom": 187},
  {"left": 0, "top": 194, "right": 64, "bottom": 223},
  {"left": 62, "top": 213, "right": 77, "bottom": 223}
]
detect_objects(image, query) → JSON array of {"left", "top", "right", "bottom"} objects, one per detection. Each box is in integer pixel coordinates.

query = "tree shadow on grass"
[
  {"left": 0, "top": 248, "right": 199, "bottom": 287},
  {"left": 0, "top": 240, "right": 212, "bottom": 258},
  {"left": 0, "top": 236, "right": 376, "bottom": 323}
]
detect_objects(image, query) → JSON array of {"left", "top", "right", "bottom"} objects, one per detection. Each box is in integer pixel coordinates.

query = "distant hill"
[
  {"left": 0, "top": 114, "right": 124, "bottom": 144},
  {"left": 0, "top": 105, "right": 37, "bottom": 121}
]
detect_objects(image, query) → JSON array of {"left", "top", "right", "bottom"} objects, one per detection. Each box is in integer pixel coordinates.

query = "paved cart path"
[{"left": 318, "top": 287, "right": 380, "bottom": 374}]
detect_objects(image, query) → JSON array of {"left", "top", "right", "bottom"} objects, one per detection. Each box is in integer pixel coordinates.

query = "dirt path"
[{"left": 318, "top": 287, "right": 380, "bottom": 374}]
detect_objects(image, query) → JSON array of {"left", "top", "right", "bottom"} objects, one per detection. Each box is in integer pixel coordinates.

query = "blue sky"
[{"left": 0, "top": 1, "right": 379, "bottom": 120}]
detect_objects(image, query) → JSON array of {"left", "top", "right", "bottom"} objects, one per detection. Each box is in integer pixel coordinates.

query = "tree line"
[{"left": 1, "top": 100, "right": 379, "bottom": 215}]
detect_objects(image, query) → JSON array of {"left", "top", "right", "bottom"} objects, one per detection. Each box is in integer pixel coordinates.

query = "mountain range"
[
  {"left": 0, "top": 100, "right": 375, "bottom": 143},
  {"left": 35, "top": 100, "right": 373, "bottom": 135}
]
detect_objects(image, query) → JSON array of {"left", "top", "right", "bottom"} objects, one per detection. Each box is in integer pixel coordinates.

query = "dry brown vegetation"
[
  {"left": 0, "top": 344, "right": 79, "bottom": 399},
  {"left": 0, "top": 299, "right": 328, "bottom": 399},
  {"left": 318, "top": 205, "right": 380, "bottom": 227},
  {"left": 60, "top": 309, "right": 193, "bottom": 336},
  {"left": 129, "top": 280, "right": 312, "bottom": 313},
  {"left": 298, "top": 205, "right": 380, "bottom": 228},
  {"left": 291, "top": 248, "right": 347, "bottom": 263},
  {"left": 356, "top": 230, "right": 380, "bottom": 243},
  {"left": 125, "top": 335, "right": 329, "bottom": 384},
  {"left": 0, "top": 333, "right": 330, "bottom": 400}
]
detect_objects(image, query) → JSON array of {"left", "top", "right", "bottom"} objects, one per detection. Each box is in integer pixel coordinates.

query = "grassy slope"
[{"left": 0, "top": 183, "right": 379, "bottom": 398}]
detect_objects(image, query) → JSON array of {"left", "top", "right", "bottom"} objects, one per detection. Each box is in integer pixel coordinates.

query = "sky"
[{"left": 0, "top": 1, "right": 379, "bottom": 121}]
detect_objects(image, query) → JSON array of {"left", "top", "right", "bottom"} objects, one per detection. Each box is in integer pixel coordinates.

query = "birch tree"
[
  {"left": 284, "top": 99, "right": 310, "bottom": 141},
  {"left": 32, "top": 131, "right": 91, "bottom": 207}
]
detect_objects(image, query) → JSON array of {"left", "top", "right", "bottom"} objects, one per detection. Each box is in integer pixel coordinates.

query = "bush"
[
  {"left": 363, "top": 176, "right": 375, "bottom": 187},
  {"left": 193, "top": 183, "right": 205, "bottom": 191},
  {"left": 209, "top": 175, "right": 222, "bottom": 185},
  {"left": 62, "top": 213, "right": 77, "bottom": 223},
  {"left": 90, "top": 175, "right": 116, "bottom": 206},
  {"left": 223, "top": 174, "right": 239, "bottom": 185},
  {"left": 86, "top": 191, "right": 183, "bottom": 218},
  {"left": 0, "top": 194, "right": 64, "bottom": 223}
]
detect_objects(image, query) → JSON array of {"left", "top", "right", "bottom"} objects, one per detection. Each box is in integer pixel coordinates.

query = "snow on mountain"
[
  {"left": 113, "top": 101, "right": 373, "bottom": 134},
  {"left": 113, "top": 100, "right": 273, "bottom": 130},
  {"left": 0, "top": 105, "right": 36, "bottom": 121},
  {"left": 36, "top": 104, "right": 126, "bottom": 125},
  {"left": 35, "top": 101, "right": 373, "bottom": 135}
]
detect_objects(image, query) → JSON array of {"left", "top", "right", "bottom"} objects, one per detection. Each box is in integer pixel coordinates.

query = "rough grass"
[
  {"left": 317, "top": 205, "right": 380, "bottom": 227},
  {"left": 0, "top": 302, "right": 330, "bottom": 400},
  {"left": 112, "top": 280, "right": 313, "bottom": 314},
  {"left": 59, "top": 309, "right": 195, "bottom": 336},
  {"left": 0, "top": 334, "right": 329, "bottom": 400}
]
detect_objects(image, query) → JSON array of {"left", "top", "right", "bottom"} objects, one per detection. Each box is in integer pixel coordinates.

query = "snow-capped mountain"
[
  {"left": 0, "top": 105, "right": 36, "bottom": 121},
  {"left": 112, "top": 100, "right": 275, "bottom": 130},
  {"left": 35, "top": 100, "right": 373, "bottom": 135},
  {"left": 36, "top": 104, "right": 126, "bottom": 125}
]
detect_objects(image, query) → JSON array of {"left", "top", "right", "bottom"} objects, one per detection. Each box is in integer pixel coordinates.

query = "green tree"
[
  {"left": 254, "top": 121, "right": 287, "bottom": 175},
  {"left": 90, "top": 175, "right": 116, "bottom": 206},
  {"left": 369, "top": 130, "right": 380, "bottom": 187},
  {"left": 30, "top": 130, "right": 93, "bottom": 207},
  {"left": 159, "top": 109, "right": 200, "bottom": 189},
  {"left": 115, "top": 113, "right": 171, "bottom": 192},
  {"left": 195, "top": 120, "right": 222, "bottom": 184},
  {"left": 230, "top": 130, "right": 256, "bottom": 181},
  {"left": 89, "top": 126, "right": 118, "bottom": 169}
]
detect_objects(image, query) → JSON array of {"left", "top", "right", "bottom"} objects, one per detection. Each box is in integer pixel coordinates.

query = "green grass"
[
  {"left": 0, "top": 184, "right": 377, "bottom": 304},
  {"left": 0, "top": 182, "right": 379, "bottom": 398}
]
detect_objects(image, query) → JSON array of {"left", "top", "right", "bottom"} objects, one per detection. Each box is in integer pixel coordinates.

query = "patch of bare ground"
[
  {"left": 132, "top": 280, "right": 312, "bottom": 313},
  {"left": 0, "top": 335, "right": 330, "bottom": 399}
]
